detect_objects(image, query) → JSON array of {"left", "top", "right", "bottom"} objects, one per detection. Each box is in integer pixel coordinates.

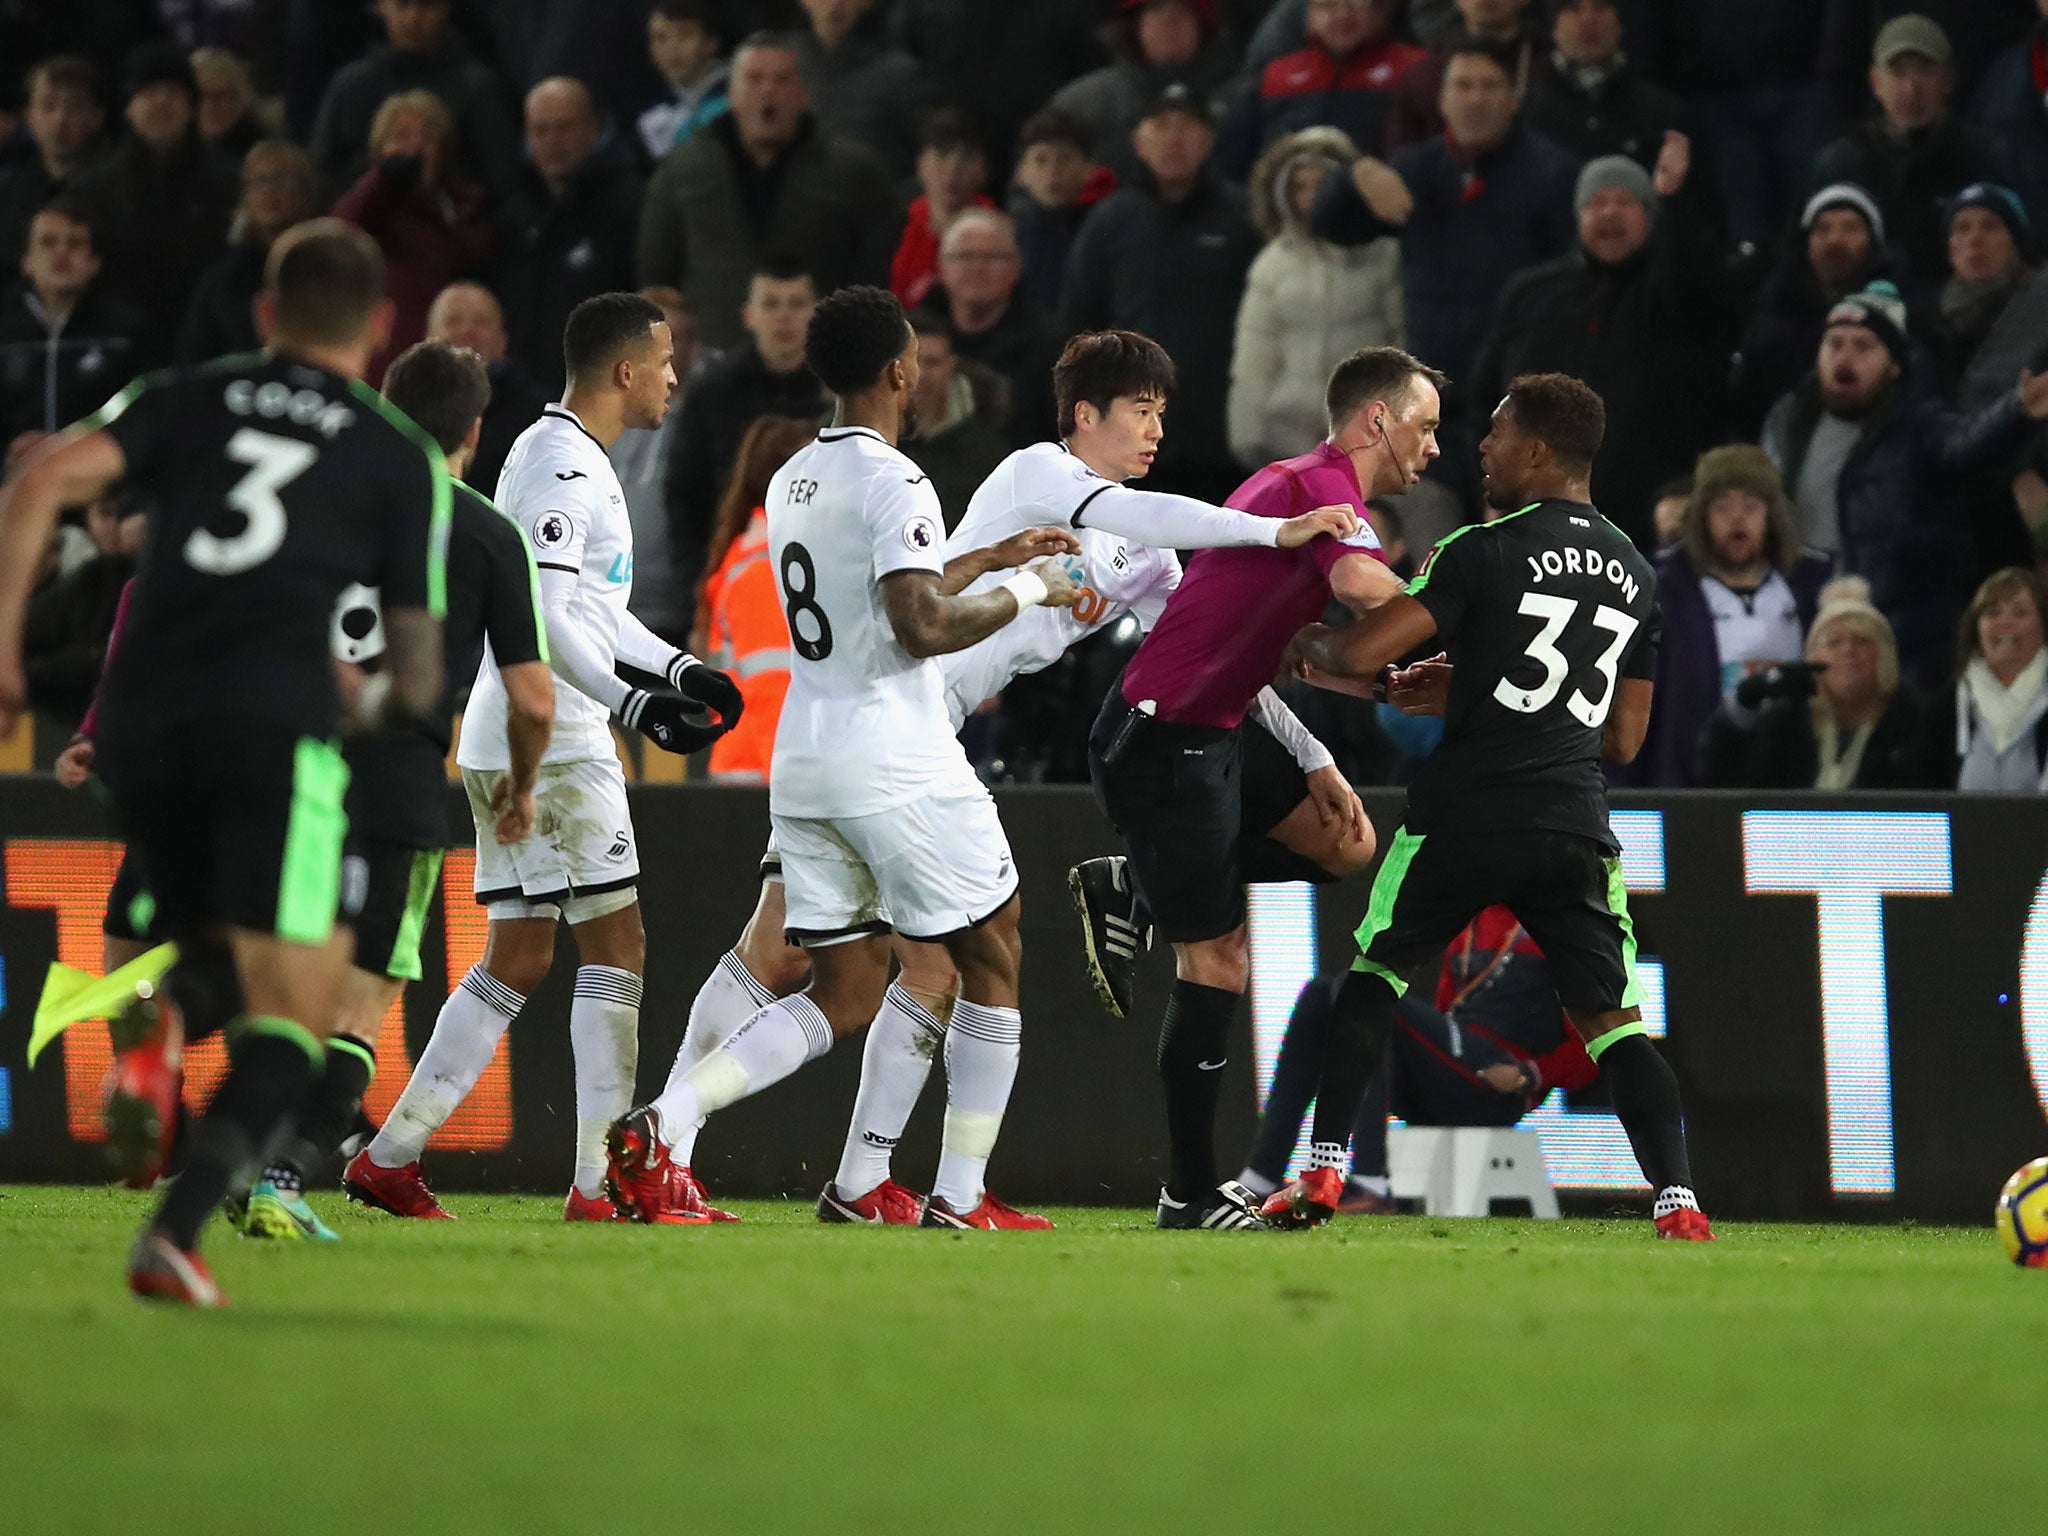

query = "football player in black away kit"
[
  {"left": 237, "top": 338, "right": 557, "bottom": 1240},
  {"left": 0, "top": 220, "right": 453, "bottom": 1303},
  {"left": 1264, "top": 373, "right": 1714, "bottom": 1239}
]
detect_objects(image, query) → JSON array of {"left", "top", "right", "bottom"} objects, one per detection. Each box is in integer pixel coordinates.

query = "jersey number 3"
[
  {"left": 185, "top": 428, "right": 318, "bottom": 576},
  {"left": 780, "top": 541, "right": 834, "bottom": 661},
  {"left": 1495, "top": 591, "right": 1639, "bottom": 727}
]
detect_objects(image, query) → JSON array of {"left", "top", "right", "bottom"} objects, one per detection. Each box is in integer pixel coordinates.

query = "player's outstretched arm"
[
  {"left": 937, "top": 525, "right": 1080, "bottom": 595},
  {"left": 1075, "top": 486, "right": 1360, "bottom": 551},
  {"left": 0, "top": 428, "right": 126, "bottom": 733},
  {"left": 1284, "top": 594, "right": 1440, "bottom": 693},
  {"left": 1330, "top": 551, "right": 1405, "bottom": 614},
  {"left": 883, "top": 556, "right": 1083, "bottom": 659}
]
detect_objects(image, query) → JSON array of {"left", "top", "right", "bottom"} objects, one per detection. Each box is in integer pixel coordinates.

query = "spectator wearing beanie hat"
[
  {"left": 1468, "top": 143, "right": 1725, "bottom": 548},
  {"left": 1623, "top": 444, "right": 1833, "bottom": 787},
  {"left": 1733, "top": 181, "right": 1898, "bottom": 434},
  {"left": 1699, "top": 575, "right": 1932, "bottom": 790},
  {"left": 69, "top": 41, "right": 238, "bottom": 324},
  {"left": 1763, "top": 279, "right": 2048, "bottom": 687},
  {"left": 1809, "top": 13, "right": 2005, "bottom": 294},
  {"left": 1046, "top": 0, "right": 1238, "bottom": 183}
]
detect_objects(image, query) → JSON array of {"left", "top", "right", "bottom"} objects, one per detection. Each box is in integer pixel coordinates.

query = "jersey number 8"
[
  {"left": 185, "top": 427, "right": 318, "bottom": 576},
  {"left": 1495, "top": 591, "right": 1639, "bottom": 728},
  {"left": 780, "top": 541, "right": 834, "bottom": 661}
]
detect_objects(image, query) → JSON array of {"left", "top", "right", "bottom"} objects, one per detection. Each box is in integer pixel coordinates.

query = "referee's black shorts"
[
  {"left": 343, "top": 834, "right": 443, "bottom": 982},
  {"left": 1087, "top": 690, "right": 1313, "bottom": 944},
  {"left": 96, "top": 718, "right": 350, "bottom": 947},
  {"left": 1352, "top": 825, "right": 1644, "bottom": 1019}
]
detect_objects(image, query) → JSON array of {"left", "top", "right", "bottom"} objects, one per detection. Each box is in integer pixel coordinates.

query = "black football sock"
[
  {"left": 1245, "top": 970, "right": 1341, "bottom": 1186},
  {"left": 1157, "top": 979, "right": 1239, "bottom": 1201},
  {"left": 279, "top": 1031, "right": 376, "bottom": 1186},
  {"left": 151, "top": 1022, "right": 320, "bottom": 1251},
  {"left": 1596, "top": 1032, "right": 1694, "bottom": 1196},
  {"left": 1236, "top": 836, "right": 1336, "bottom": 887},
  {"left": 1348, "top": 1068, "right": 1391, "bottom": 1180},
  {"left": 1308, "top": 969, "right": 1399, "bottom": 1163}
]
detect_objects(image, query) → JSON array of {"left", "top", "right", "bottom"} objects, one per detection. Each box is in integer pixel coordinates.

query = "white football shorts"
[{"left": 463, "top": 755, "right": 639, "bottom": 921}]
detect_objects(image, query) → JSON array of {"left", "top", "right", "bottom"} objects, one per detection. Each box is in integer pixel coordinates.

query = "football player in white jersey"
[
  {"left": 649, "top": 330, "right": 1370, "bottom": 1224},
  {"left": 603, "top": 285, "right": 1088, "bottom": 1229},
  {"left": 346, "top": 293, "right": 742, "bottom": 1222}
]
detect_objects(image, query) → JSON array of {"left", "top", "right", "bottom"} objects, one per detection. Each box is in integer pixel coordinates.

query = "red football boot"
[
  {"left": 1335, "top": 1182, "right": 1401, "bottom": 1216},
  {"left": 1655, "top": 1206, "right": 1717, "bottom": 1241},
  {"left": 919, "top": 1190, "right": 1054, "bottom": 1230},
  {"left": 673, "top": 1165, "right": 739, "bottom": 1223},
  {"left": 104, "top": 985, "right": 184, "bottom": 1190},
  {"left": 127, "top": 1232, "right": 226, "bottom": 1307},
  {"left": 564, "top": 1187, "right": 621, "bottom": 1221},
  {"left": 1258, "top": 1166, "right": 1344, "bottom": 1228},
  {"left": 817, "top": 1178, "right": 925, "bottom": 1225},
  {"left": 603, "top": 1105, "right": 675, "bottom": 1223},
  {"left": 342, "top": 1149, "right": 455, "bottom": 1219}
]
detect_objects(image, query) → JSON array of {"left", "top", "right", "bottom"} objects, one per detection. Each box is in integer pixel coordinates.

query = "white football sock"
[
  {"left": 1654, "top": 1186, "right": 1700, "bottom": 1218},
  {"left": 368, "top": 966, "right": 524, "bottom": 1168},
  {"left": 570, "top": 966, "right": 642, "bottom": 1200},
  {"left": 833, "top": 982, "right": 946, "bottom": 1198},
  {"left": 651, "top": 994, "right": 832, "bottom": 1167},
  {"left": 930, "top": 999, "right": 1020, "bottom": 1213},
  {"left": 672, "top": 949, "right": 777, "bottom": 1080}
]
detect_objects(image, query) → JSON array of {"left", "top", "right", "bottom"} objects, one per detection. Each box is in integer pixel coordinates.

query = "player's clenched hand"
[
  {"left": 668, "top": 656, "right": 744, "bottom": 726},
  {"left": 1032, "top": 556, "right": 1083, "bottom": 609},
  {"left": 990, "top": 525, "right": 1081, "bottom": 569},
  {"left": 1477, "top": 1061, "right": 1536, "bottom": 1097},
  {"left": 1274, "top": 504, "right": 1362, "bottom": 548},
  {"left": 54, "top": 734, "right": 94, "bottom": 789},
  {"left": 489, "top": 775, "right": 537, "bottom": 845},
  {"left": 1387, "top": 653, "right": 1451, "bottom": 715},
  {"left": 1304, "top": 764, "right": 1370, "bottom": 849},
  {"left": 622, "top": 688, "right": 725, "bottom": 755}
]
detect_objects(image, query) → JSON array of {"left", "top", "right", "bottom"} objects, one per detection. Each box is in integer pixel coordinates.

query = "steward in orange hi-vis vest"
[{"left": 702, "top": 506, "right": 791, "bottom": 780}]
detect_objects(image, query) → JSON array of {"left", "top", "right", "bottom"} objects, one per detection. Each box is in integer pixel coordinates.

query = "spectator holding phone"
[{"left": 1698, "top": 576, "right": 1929, "bottom": 789}]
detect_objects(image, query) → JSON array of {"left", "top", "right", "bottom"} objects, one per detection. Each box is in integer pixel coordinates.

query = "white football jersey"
[
  {"left": 459, "top": 405, "right": 632, "bottom": 770},
  {"left": 940, "top": 443, "right": 1181, "bottom": 723},
  {"left": 767, "top": 425, "right": 976, "bottom": 818}
]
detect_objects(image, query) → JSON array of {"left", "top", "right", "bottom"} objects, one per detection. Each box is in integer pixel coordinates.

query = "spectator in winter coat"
[
  {"left": 1762, "top": 283, "right": 2048, "bottom": 686},
  {"left": 1385, "top": 0, "right": 1548, "bottom": 153},
  {"left": 1821, "top": 0, "right": 2036, "bottom": 129},
  {"left": 1469, "top": 148, "right": 1725, "bottom": 547},
  {"left": 1006, "top": 111, "right": 1116, "bottom": 319},
  {"left": 308, "top": 0, "right": 522, "bottom": 204},
  {"left": 1699, "top": 575, "right": 1931, "bottom": 790},
  {"left": 1064, "top": 83, "right": 1259, "bottom": 503},
  {"left": 1311, "top": 43, "right": 1577, "bottom": 395},
  {"left": 1628, "top": 445, "right": 1834, "bottom": 788},
  {"left": 424, "top": 281, "right": 550, "bottom": 497},
  {"left": 936, "top": 210, "right": 1066, "bottom": 450},
  {"left": 1974, "top": 5, "right": 2048, "bottom": 231},
  {"left": 639, "top": 1, "right": 731, "bottom": 161},
  {"left": 68, "top": 41, "right": 238, "bottom": 330},
  {"left": 179, "top": 140, "right": 322, "bottom": 364},
  {"left": 497, "top": 78, "right": 644, "bottom": 391},
  {"left": 902, "top": 309, "right": 1012, "bottom": 530},
  {"left": 783, "top": 0, "right": 931, "bottom": 175},
  {"left": 1734, "top": 182, "right": 1896, "bottom": 435},
  {"left": 0, "top": 56, "right": 107, "bottom": 268},
  {"left": 1939, "top": 565, "right": 2048, "bottom": 790},
  {"left": 1217, "top": 0, "right": 1425, "bottom": 178},
  {"left": 1809, "top": 14, "right": 2006, "bottom": 294},
  {"left": 1047, "top": 0, "right": 1239, "bottom": 182},
  {"left": 333, "top": 89, "right": 496, "bottom": 383},
  {"left": 636, "top": 34, "right": 897, "bottom": 351},
  {"left": 0, "top": 201, "right": 157, "bottom": 446},
  {"left": 1228, "top": 126, "right": 1403, "bottom": 468},
  {"left": 890, "top": 109, "right": 994, "bottom": 309},
  {"left": 1522, "top": 0, "right": 1687, "bottom": 170}
]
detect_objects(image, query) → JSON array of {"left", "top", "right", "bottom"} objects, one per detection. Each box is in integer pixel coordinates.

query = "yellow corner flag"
[{"left": 27, "top": 943, "right": 179, "bottom": 1068}]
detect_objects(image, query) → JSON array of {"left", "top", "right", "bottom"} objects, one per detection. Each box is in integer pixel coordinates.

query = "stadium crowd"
[{"left": 8, "top": 0, "right": 2048, "bottom": 793}]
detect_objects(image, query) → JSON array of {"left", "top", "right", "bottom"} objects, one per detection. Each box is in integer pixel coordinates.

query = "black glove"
[
  {"left": 1734, "top": 660, "right": 1825, "bottom": 710},
  {"left": 667, "top": 656, "right": 744, "bottom": 726},
  {"left": 621, "top": 688, "right": 725, "bottom": 755}
]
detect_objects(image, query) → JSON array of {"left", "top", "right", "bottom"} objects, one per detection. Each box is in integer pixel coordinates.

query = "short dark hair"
[
  {"left": 563, "top": 291, "right": 666, "bottom": 381},
  {"left": 652, "top": 0, "right": 721, "bottom": 38},
  {"left": 1443, "top": 39, "right": 1516, "bottom": 78},
  {"left": 805, "top": 284, "right": 911, "bottom": 396},
  {"left": 265, "top": 218, "right": 386, "bottom": 346},
  {"left": 28, "top": 55, "right": 106, "bottom": 107},
  {"left": 1019, "top": 109, "right": 1089, "bottom": 156},
  {"left": 31, "top": 193, "right": 95, "bottom": 243},
  {"left": 1503, "top": 373, "right": 1606, "bottom": 471},
  {"left": 906, "top": 306, "right": 953, "bottom": 342},
  {"left": 1053, "top": 330, "right": 1175, "bottom": 436},
  {"left": 382, "top": 339, "right": 492, "bottom": 455},
  {"left": 733, "top": 29, "right": 798, "bottom": 65},
  {"left": 1325, "top": 347, "right": 1444, "bottom": 433},
  {"left": 750, "top": 253, "right": 815, "bottom": 288},
  {"left": 919, "top": 106, "right": 983, "bottom": 157}
]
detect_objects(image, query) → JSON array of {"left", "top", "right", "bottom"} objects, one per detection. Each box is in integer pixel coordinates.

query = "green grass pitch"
[{"left": 2, "top": 1185, "right": 2041, "bottom": 1536}]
